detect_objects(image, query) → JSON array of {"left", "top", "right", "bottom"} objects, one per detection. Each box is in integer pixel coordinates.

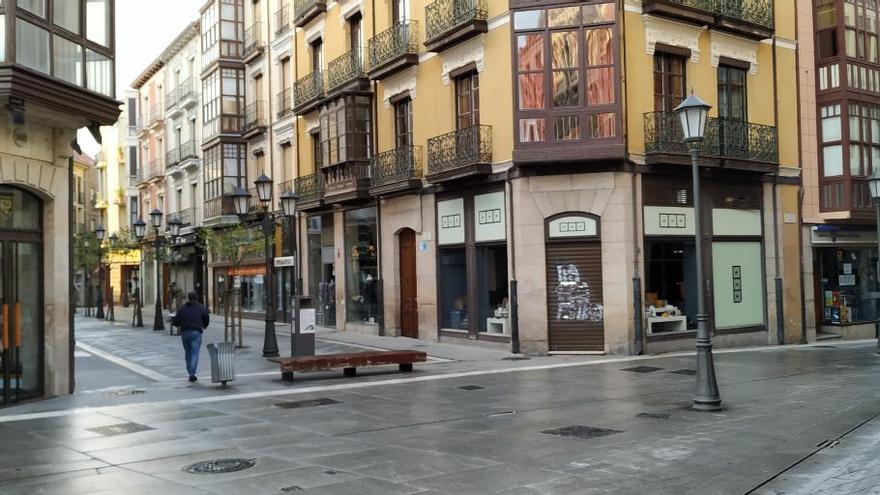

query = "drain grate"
[
  {"left": 281, "top": 486, "right": 304, "bottom": 492},
  {"left": 87, "top": 422, "right": 154, "bottom": 437},
  {"left": 668, "top": 369, "right": 697, "bottom": 376},
  {"left": 813, "top": 345, "right": 838, "bottom": 349},
  {"left": 502, "top": 356, "right": 531, "bottom": 361},
  {"left": 274, "top": 398, "right": 340, "bottom": 409},
  {"left": 488, "top": 410, "right": 517, "bottom": 417},
  {"left": 542, "top": 425, "right": 623, "bottom": 439},
  {"left": 183, "top": 458, "right": 256, "bottom": 474},
  {"left": 324, "top": 470, "right": 339, "bottom": 475},
  {"left": 107, "top": 388, "right": 146, "bottom": 397},
  {"left": 458, "top": 385, "right": 485, "bottom": 391},
  {"left": 621, "top": 366, "right": 663, "bottom": 373},
  {"left": 636, "top": 411, "right": 671, "bottom": 419}
]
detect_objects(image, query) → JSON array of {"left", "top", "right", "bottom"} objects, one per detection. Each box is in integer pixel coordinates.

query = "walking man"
[{"left": 172, "top": 291, "right": 209, "bottom": 382}]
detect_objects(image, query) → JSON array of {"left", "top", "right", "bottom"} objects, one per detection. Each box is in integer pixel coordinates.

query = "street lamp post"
[
  {"left": 867, "top": 169, "right": 880, "bottom": 353},
  {"left": 167, "top": 215, "right": 183, "bottom": 335},
  {"left": 149, "top": 209, "right": 165, "bottom": 331},
  {"left": 280, "top": 190, "right": 311, "bottom": 357},
  {"left": 232, "top": 178, "right": 280, "bottom": 358},
  {"left": 133, "top": 219, "right": 147, "bottom": 328},
  {"left": 674, "top": 94, "right": 722, "bottom": 412},
  {"left": 95, "top": 224, "right": 106, "bottom": 319}
]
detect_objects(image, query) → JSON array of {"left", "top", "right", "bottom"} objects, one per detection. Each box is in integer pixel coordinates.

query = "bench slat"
[{"left": 268, "top": 350, "right": 427, "bottom": 373}]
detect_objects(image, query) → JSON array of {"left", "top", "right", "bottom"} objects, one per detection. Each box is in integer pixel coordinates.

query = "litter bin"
[{"left": 206, "top": 342, "right": 236, "bottom": 386}]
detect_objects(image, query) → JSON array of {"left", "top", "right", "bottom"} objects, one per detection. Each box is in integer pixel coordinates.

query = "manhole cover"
[
  {"left": 183, "top": 458, "right": 256, "bottom": 474},
  {"left": 542, "top": 425, "right": 623, "bottom": 439},
  {"left": 458, "top": 385, "right": 484, "bottom": 391},
  {"left": 636, "top": 411, "right": 671, "bottom": 419},
  {"left": 502, "top": 356, "right": 531, "bottom": 361},
  {"left": 668, "top": 369, "right": 697, "bottom": 376},
  {"left": 621, "top": 366, "right": 663, "bottom": 373},
  {"left": 275, "top": 398, "right": 340, "bottom": 409},
  {"left": 107, "top": 389, "right": 146, "bottom": 396},
  {"left": 87, "top": 422, "right": 154, "bottom": 437}
]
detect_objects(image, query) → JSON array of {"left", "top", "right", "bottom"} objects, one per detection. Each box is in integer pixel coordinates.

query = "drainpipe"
[
  {"left": 772, "top": 35, "right": 784, "bottom": 345},
  {"left": 798, "top": 186, "right": 807, "bottom": 343},
  {"left": 68, "top": 153, "right": 76, "bottom": 394},
  {"left": 370, "top": 0, "right": 384, "bottom": 337},
  {"left": 506, "top": 176, "right": 520, "bottom": 354}
]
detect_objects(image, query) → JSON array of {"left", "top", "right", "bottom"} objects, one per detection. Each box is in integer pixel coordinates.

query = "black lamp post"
[
  {"left": 167, "top": 215, "right": 183, "bottom": 334},
  {"left": 94, "top": 224, "right": 106, "bottom": 319},
  {"left": 149, "top": 208, "right": 165, "bottom": 331},
  {"left": 232, "top": 182, "right": 279, "bottom": 357},
  {"left": 868, "top": 169, "right": 880, "bottom": 354},
  {"left": 133, "top": 218, "right": 147, "bottom": 328},
  {"left": 674, "top": 94, "right": 722, "bottom": 412},
  {"left": 280, "top": 190, "right": 311, "bottom": 356}
]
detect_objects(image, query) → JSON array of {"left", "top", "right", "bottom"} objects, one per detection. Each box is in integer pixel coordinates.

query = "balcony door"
[{"left": 717, "top": 65, "right": 748, "bottom": 155}]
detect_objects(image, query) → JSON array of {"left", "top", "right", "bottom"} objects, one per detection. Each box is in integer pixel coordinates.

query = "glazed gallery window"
[
  {"left": 16, "top": 18, "right": 49, "bottom": 74},
  {"left": 822, "top": 104, "right": 844, "bottom": 177},
  {"left": 514, "top": 2, "right": 616, "bottom": 144},
  {"left": 345, "top": 207, "right": 378, "bottom": 324},
  {"left": 86, "top": 0, "right": 110, "bottom": 47},
  {"left": 645, "top": 240, "right": 697, "bottom": 331},
  {"left": 319, "top": 95, "right": 373, "bottom": 167},
  {"left": 819, "top": 247, "right": 880, "bottom": 324},
  {"left": 54, "top": 0, "right": 80, "bottom": 34}
]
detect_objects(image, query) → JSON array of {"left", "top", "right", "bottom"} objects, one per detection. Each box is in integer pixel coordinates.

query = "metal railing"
[
  {"left": 149, "top": 104, "right": 163, "bottom": 125},
  {"left": 174, "top": 207, "right": 195, "bottom": 227},
  {"left": 243, "top": 22, "right": 264, "bottom": 57},
  {"left": 324, "top": 161, "right": 371, "bottom": 189},
  {"left": 643, "top": 111, "right": 778, "bottom": 163},
  {"left": 146, "top": 159, "right": 163, "bottom": 180},
  {"left": 177, "top": 78, "right": 195, "bottom": 103},
  {"left": 653, "top": 0, "right": 773, "bottom": 28},
  {"left": 166, "top": 148, "right": 180, "bottom": 167},
  {"left": 371, "top": 146, "right": 423, "bottom": 187},
  {"left": 243, "top": 100, "right": 267, "bottom": 133},
  {"left": 179, "top": 141, "right": 198, "bottom": 161},
  {"left": 293, "top": 0, "right": 324, "bottom": 23},
  {"left": 368, "top": 21, "right": 420, "bottom": 70},
  {"left": 425, "top": 0, "right": 488, "bottom": 41},
  {"left": 276, "top": 87, "right": 292, "bottom": 118},
  {"left": 427, "top": 125, "right": 492, "bottom": 174},
  {"left": 327, "top": 47, "right": 365, "bottom": 92},
  {"left": 275, "top": 3, "right": 291, "bottom": 37},
  {"left": 294, "top": 173, "right": 324, "bottom": 204},
  {"left": 279, "top": 179, "right": 295, "bottom": 193},
  {"left": 294, "top": 71, "right": 324, "bottom": 110},
  {"left": 204, "top": 196, "right": 234, "bottom": 219},
  {"left": 165, "top": 88, "right": 179, "bottom": 110}
]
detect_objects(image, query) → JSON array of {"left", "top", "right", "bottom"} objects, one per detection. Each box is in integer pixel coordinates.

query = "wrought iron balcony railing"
[
  {"left": 425, "top": 0, "right": 488, "bottom": 42},
  {"left": 371, "top": 146, "right": 423, "bottom": 188},
  {"left": 294, "top": 71, "right": 324, "bottom": 111},
  {"left": 243, "top": 100, "right": 267, "bottom": 133},
  {"left": 204, "top": 196, "right": 235, "bottom": 219},
  {"left": 293, "top": 0, "right": 326, "bottom": 26},
  {"left": 295, "top": 173, "right": 324, "bottom": 205},
  {"left": 279, "top": 179, "right": 295, "bottom": 194},
  {"left": 166, "top": 148, "right": 180, "bottom": 167},
  {"left": 646, "top": 0, "right": 773, "bottom": 30},
  {"left": 179, "top": 141, "right": 198, "bottom": 161},
  {"left": 146, "top": 159, "right": 163, "bottom": 180},
  {"left": 174, "top": 207, "right": 195, "bottom": 227},
  {"left": 643, "top": 111, "right": 778, "bottom": 163},
  {"left": 149, "top": 104, "right": 163, "bottom": 125},
  {"left": 165, "top": 88, "right": 179, "bottom": 111},
  {"left": 276, "top": 87, "right": 292, "bottom": 119},
  {"left": 243, "top": 22, "right": 265, "bottom": 58},
  {"left": 275, "top": 4, "right": 291, "bottom": 37},
  {"left": 368, "top": 21, "right": 420, "bottom": 71},
  {"left": 427, "top": 125, "right": 492, "bottom": 175},
  {"left": 177, "top": 78, "right": 195, "bottom": 103},
  {"left": 327, "top": 47, "right": 366, "bottom": 93}
]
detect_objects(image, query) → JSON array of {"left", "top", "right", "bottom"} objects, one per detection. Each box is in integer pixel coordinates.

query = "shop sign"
[
  {"left": 474, "top": 191, "right": 506, "bottom": 242},
  {"left": 274, "top": 256, "right": 295, "bottom": 267},
  {"left": 811, "top": 228, "right": 878, "bottom": 245},
  {"left": 438, "top": 198, "right": 465, "bottom": 245},
  {"left": 228, "top": 265, "right": 266, "bottom": 276},
  {"left": 643, "top": 206, "right": 695, "bottom": 236}
]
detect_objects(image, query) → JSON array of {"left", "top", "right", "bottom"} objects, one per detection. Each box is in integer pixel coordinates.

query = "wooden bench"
[{"left": 268, "top": 350, "right": 427, "bottom": 382}]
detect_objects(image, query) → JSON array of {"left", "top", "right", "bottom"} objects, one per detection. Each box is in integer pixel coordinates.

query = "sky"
[{"left": 79, "top": 0, "right": 206, "bottom": 156}]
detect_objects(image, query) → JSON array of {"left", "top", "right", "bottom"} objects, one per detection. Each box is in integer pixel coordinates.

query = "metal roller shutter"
[{"left": 546, "top": 240, "right": 605, "bottom": 352}]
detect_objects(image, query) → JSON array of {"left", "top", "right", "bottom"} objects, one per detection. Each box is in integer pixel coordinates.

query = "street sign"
[{"left": 274, "top": 256, "right": 295, "bottom": 267}]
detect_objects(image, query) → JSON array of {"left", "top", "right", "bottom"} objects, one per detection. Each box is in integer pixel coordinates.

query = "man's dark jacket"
[{"left": 172, "top": 301, "right": 209, "bottom": 332}]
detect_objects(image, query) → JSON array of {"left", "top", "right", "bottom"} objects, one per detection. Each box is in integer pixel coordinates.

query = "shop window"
[
  {"left": 239, "top": 273, "right": 266, "bottom": 313},
  {"left": 344, "top": 208, "right": 378, "bottom": 323},
  {"left": 820, "top": 247, "right": 879, "bottom": 324},
  {"left": 645, "top": 240, "right": 697, "bottom": 332},
  {"left": 308, "top": 215, "right": 336, "bottom": 327},
  {"left": 476, "top": 245, "right": 509, "bottom": 333},
  {"left": 439, "top": 247, "right": 468, "bottom": 330}
]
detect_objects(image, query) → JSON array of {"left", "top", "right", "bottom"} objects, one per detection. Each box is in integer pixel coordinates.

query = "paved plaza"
[{"left": 1, "top": 314, "right": 880, "bottom": 494}]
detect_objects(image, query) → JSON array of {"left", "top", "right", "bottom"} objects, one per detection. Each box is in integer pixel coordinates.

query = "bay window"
[
  {"left": 54, "top": 0, "right": 79, "bottom": 34},
  {"left": 86, "top": 0, "right": 110, "bottom": 47},
  {"left": 53, "top": 35, "right": 82, "bottom": 85},
  {"left": 16, "top": 18, "right": 49, "bottom": 74}
]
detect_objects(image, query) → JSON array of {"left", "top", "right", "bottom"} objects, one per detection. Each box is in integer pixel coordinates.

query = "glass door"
[{"left": 1, "top": 240, "right": 43, "bottom": 405}]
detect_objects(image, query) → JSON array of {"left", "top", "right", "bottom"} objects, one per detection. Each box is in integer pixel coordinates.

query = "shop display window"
[
  {"left": 308, "top": 215, "right": 336, "bottom": 328},
  {"left": 644, "top": 240, "right": 697, "bottom": 332},
  {"left": 344, "top": 208, "right": 378, "bottom": 323},
  {"left": 439, "top": 248, "right": 467, "bottom": 330},
  {"left": 820, "top": 247, "right": 880, "bottom": 324},
  {"left": 476, "top": 245, "right": 509, "bottom": 333}
]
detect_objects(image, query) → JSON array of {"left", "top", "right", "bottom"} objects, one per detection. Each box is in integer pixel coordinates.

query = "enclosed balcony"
[
  {"left": 293, "top": 0, "right": 326, "bottom": 28},
  {"left": 293, "top": 71, "right": 325, "bottom": 115},
  {"left": 243, "top": 100, "right": 268, "bottom": 138},
  {"left": 426, "top": 125, "right": 493, "bottom": 182},
  {"left": 275, "top": 3, "right": 291, "bottom": 37},
  {"left": 424, "top": 0, "right": 488, "bottom": 53},
  {"left": 370, "top": 146, "right": 424, "bottom": 195},
  {"left": 276, "top": 88, "right": 293, "bottom": 119},
  {"left": 643, "top": 111, "right": 778, "bottom": 170},
  {"left": 294, "top": 173, "right": 325, "bottom": 211},
  {"left": 243, "top": 22, "right": 265, "bottom": 63},
  {"left": 327, "top": 48, "right": 369, "bottom": 97},
  {"left": 368, "top": 21, "right": 420, "bottom": 80},
  {"left": 323, "top": 161, "right": 371, "bottom": 203},
  {"left": 642, "top": 0, "right": 773, "bottom": 40}
]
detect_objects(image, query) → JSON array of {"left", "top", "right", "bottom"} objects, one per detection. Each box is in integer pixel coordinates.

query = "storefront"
[
  {"left": 308, "top": 214, "right": 337, "bottom": 328},
  {"left": 344, "top": 208, "right": 379, "bottom": 325},
  {"left": 811, "top": 228, "right": 880, "bottom": 328},
  {"left": 212, "top": 263, "right": 267, "bottom": 318},
  {"left": 436, "top": 189, "right": 510, "bottom": 340}
]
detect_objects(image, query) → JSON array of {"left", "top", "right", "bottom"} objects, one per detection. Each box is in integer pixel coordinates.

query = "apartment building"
[
  {"left": 262, "top": 0, "right": 801, "bottom": 355},
  {"left": 0, "top": 0, "right": 119, "bottom": 403},
  {"left": 799, "top": 0, "right": 880, "bottom": 340}
]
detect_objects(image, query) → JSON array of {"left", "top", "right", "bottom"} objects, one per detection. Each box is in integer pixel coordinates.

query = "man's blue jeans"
[{"left": 181, "top": 329, "right": 202, "bottom": 378}]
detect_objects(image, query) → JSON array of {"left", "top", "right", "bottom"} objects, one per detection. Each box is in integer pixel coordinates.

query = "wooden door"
[{"left": 399, "top": 229, "right": 418, "bottom": 338}]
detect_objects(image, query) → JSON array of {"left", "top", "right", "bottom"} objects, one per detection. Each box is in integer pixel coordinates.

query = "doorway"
[
  {"left": 0, "top": 187, "right": 43, "bottom": 405},
  {"left": 399, "top": 229, "right": 418, "bottom": 338}
]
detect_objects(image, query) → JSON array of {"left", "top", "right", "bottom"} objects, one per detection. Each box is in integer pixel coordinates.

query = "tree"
[{"left": 73, "top": 232, "right": 103, "bottom": 313}]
